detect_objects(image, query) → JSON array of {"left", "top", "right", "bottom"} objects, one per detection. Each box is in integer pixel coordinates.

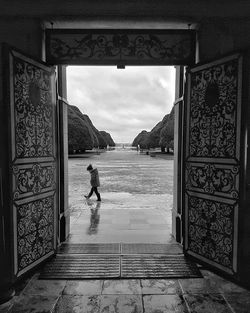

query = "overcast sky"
[{"left": 66, "top": 66, "right": 175, "bottom": 143}]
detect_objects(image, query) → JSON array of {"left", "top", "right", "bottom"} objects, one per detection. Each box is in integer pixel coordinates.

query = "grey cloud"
[{"left": 67, "top": 66, "right": 175, "bottom": 142}]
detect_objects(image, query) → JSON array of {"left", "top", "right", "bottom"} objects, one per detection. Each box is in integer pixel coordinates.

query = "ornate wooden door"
[
  {"left": 5, "top": 47, "right": 57, "bottom": 277},
  {"left": 184, "top": 53, "right": 243, "bottom": 275}
]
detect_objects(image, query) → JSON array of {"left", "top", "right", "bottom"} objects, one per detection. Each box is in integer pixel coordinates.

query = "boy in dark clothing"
[{"left": 84, "top": 164, "right": 101, "bottom": 201}]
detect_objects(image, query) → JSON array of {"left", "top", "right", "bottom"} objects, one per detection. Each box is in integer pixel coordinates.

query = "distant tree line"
[
  {"left": 68, "top": 105, "right": 115, "bottom": 154},
  {"left": 132, "top": 106, "right": 174, "bottom": 152}
]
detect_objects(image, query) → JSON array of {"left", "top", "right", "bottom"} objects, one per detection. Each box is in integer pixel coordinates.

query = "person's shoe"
[
  {"left": 84, "top": 195, "right": 89, "bottom": 199},
  {"left": 97, "top": 199, "right": 101, "bottom": 202}
]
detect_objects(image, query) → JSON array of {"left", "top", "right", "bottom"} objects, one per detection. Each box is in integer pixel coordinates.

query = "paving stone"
[
  {"left": 54, "top": 295, "right": 100, "bottom": 313},
  {"left": 141, "top": 279, "right": 181, "bottom": 295},
  {"left": 0, "top": 300, "right": 12, "bottom": 313},
  {"left": 102, "top": 280, "right": 142, "bottom": 295},
  {"left": 184, "top": 293, "right": 233, "bottom": 313},
  {"left": 143, "top": 294, "right": 189, "bottom": 313},
  {"left": 22, "top": 279, "right": 66, "bottom": 296},
  {"left": 100, "top": 295, "right": 143, "bottom": 313},
  {"left": 179, "top": 278, "right": 219, "bottom": 294},
  {"left": 223, "top": 292, "right": 250, "bottom": 313},
  {"left": 201, "top": 270, "right": 250, "bottom": 293},
  {"left": 9, "top": 295, "right": 59, "bottom": 313},
  {"left": 63, "top": 280, "right": 103, "bottom": 295}
]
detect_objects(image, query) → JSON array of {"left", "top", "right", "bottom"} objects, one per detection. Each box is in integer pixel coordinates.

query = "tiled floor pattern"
[{"left": 1, "top": 269, "right": 250, "bottom": 312}]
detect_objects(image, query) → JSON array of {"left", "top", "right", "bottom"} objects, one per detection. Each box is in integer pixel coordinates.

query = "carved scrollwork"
[
  {"left": 188, "top": 195, "right": 235, "bottom": 269},
  {"left": 186, "top": 163, "right": 239, "bottom": 198},
  {"left": 47, "top": 30, "right": 195, "bottom": 65},
  {"left": 14, "top": 57, "right": 54, "bottom": 159},
  {"left": 16, "top": 196, "right": 54, "bottom": 270},
  {"left": 188, "top": 59, "right": 239, "bottom": 159},
  {"left": 13, "top": 163, "right": 56, "bottom": 199}
]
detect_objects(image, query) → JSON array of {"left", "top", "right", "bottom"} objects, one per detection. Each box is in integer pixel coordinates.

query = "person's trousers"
[{"left": 88, "top": 187, "right": 101, "bottom": 200}]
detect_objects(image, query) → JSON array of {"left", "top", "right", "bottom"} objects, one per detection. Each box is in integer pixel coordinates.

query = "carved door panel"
[
  {"left": 5, "top": 47, "right": 57, "bottom": 277},
  {"left": 184, "top": 53, "right": 243, "bottom": 275}
]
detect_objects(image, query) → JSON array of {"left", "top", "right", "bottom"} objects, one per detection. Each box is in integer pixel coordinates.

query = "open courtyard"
[{"left": 68, "top": 148, "right": 174, "bottom": 244}]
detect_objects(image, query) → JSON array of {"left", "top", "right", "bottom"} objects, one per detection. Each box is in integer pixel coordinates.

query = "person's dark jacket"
[{"left": 90, "top": 168, "right": 100, "bottom": 187}]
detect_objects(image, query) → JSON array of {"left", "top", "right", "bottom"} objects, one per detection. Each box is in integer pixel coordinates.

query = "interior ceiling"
[{"left": 1, "top": 0, "right": 250, "bottom": 20}]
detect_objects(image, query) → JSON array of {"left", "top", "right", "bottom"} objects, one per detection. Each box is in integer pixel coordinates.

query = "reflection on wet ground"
[
  {"left": 87, "top": 200, "right": 101, "bottom": 235},
  {"left": 68, "top": 150, "right": 173, "bottom": 243},
  {"left": 69, "top": 195, "right": 173, "bottom": 244}
]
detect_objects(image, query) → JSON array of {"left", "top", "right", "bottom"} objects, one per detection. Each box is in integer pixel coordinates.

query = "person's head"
[{"left": 87, "top": 164, "right": 93, "bottom": 171}]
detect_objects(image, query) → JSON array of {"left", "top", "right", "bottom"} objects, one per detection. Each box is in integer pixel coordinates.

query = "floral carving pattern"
[
  {"left": 13, "top": 163, "right": 56, "bottom": 199},
  {"left": 10, "top": 49, "right": 57, "bottom": 275},
  {"left": 47, "top": 31, "right": 195, "bottom": 65},
  {"left": 185, "top": 55, "right": 242, "bottom": 272},
  {"left": 188, "top": 196, "right": 235, "bottom": 269},
  {"left": 14, "top": 56, "right": 54, "bottom": 158},
  {"left": 16, "top": 196, "right": 54, "bottom": 270},
  {"left": 186, "top": 164, "right": 239, "bottom": 198},
  {"left": 188, "top": 58, "right": 239, "bottom": 158}
]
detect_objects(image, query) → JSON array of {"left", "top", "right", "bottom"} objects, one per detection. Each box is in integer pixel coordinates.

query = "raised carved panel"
[
  {"left": 46, "top": 29, "right": 195, "bottom": 65},
  {"left": 13, "top": 55, "right": 55, "bottom": 159},
  {"left": 187, "top": 195, "right": 235, "bottom": 270},
  {"left": 16, "top": 195, "right": 55, "bottom": 271},
  {"left": 13, "top": 163, "right": 56, "bottom": 200},
  {"left": 187, "top": 57, "right": 240, "bottom": 160},
  {"left": 186, "top": 163, "right": 239, "bottom": 199}
]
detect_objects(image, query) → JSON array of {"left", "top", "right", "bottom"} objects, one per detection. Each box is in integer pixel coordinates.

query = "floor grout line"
[{"left": 221, "top": 293, "right": 237, "bottom": 313}]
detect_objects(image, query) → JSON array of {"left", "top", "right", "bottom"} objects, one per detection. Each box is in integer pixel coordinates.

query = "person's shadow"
[{"left": 86, "top": 200, "right": 101, "bottom": 235}]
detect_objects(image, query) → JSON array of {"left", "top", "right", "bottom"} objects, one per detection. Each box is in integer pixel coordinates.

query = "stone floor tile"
[
  {"left": 22, "top": 279, "right": 66, "bottom": 296},
  {"left": 141, "top": 279, "right": 181, "bottom": 295},
  {"left": 100, "top": 294, "right": 143, "bottom": 313},
  {"left": 54, "top": 295, "right": 100, "bottom": 313},
  {"left": 9, "top": 295, "right": 59, "bottom": 313},
  {"left": 143, "top": 294, "right": 189, "bottom": 313},
  {"left": 0, "top": 300, "right": 12, "bottom": 313},
  {"left": 184, "top": 293, "right": 233, "bottom": 313},
  {"left": 201, "top": 270, "right": 250, "bottom": 293},
  {"left": 63, "top": 280, "right": 103, "bottom": 295},
  {"left": 102, "top": 279, "right": 141, "bottom": 294},
  {"left": 217, "top": 279, "right": 250, "bottom": 293},
  {"left": 179, "top": 278, "right": 219, "bottom": 294},
  {"left": 223, "top": 292, "right": 250, "bottom": 313}
]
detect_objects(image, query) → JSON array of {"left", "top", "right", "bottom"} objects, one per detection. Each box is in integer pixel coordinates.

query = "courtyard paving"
[
  {"left": 68, "top": 149, "right": 174, "bottom": 244},
  {"left": 1, "top": 149, "right": 250, "bottom": 312}
]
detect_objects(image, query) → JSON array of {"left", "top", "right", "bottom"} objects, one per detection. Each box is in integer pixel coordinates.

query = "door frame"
[{"left": 47, "top": 29, "right": 196, "bottom": 246}]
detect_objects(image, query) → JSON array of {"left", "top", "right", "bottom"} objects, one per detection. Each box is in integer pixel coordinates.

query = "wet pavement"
[
  {"left": 2, "top": 270, "right": 250, "bottom": 312},
  {"left": 69, "top": 196, "right": 173, "bottom": 244},
  {"left": 68, "top": 149, "right": 174, "bottom": 244},
  {"left": 1, "top": 149, "right": 250, "bottom": 312}
]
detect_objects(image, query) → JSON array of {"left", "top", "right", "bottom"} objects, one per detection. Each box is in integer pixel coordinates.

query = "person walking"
[{"left": 84, "top": 164, "right": 101, "bottom": 201}]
